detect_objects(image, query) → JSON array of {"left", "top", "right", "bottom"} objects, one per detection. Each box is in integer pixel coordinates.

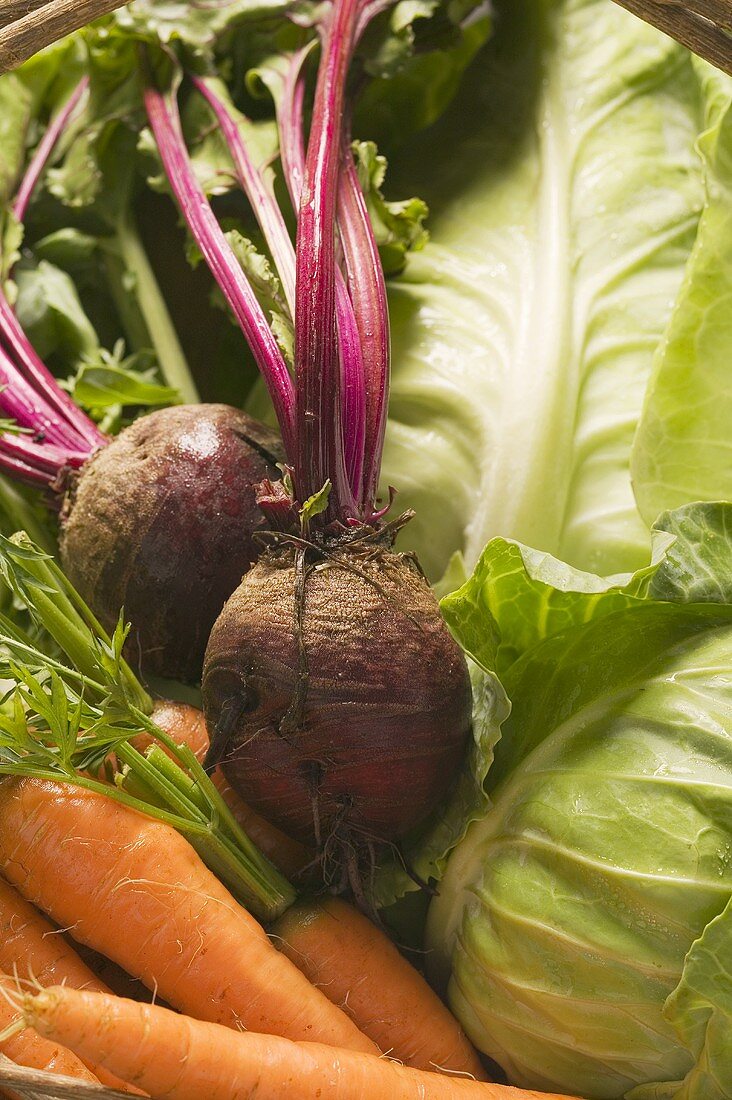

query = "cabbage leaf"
[
  {"left": 631, "top": 63, "right": 732, "bottom": 524},
  {"left": 382, "top": 0, "right": 705, "bottom": 580}
]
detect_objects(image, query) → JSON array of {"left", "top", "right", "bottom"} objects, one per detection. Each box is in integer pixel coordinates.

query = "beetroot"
[
  {"left": 59, "top": 404, "right": 280, "bottom": 681},
  {"left": 140, "top": 0, "right": 478, "bottom": 862},
  {"left": 0, "top": 327, "right": 281, "bottom": 682},
  {"left": 0, "top": 79, "right": 289, "bottom": 684},
  {"left": 203, "top": 548, "right": 472, "bottom": 845}
]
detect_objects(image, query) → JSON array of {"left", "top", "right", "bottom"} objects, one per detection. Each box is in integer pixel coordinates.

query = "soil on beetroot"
[
  {"left": 59, "top": 403, "right": 282, "bottom": 682},
  {"left": 202, "top": 546, "right": 473, "bottom": 856}
]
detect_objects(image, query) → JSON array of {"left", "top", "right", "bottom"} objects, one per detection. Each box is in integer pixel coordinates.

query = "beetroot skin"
[
  {"left": 202, "top": 548, "right": 472, "bottom": 846},
  {"left": 59, "top": 404, "right": 281, "bottom": 682}
]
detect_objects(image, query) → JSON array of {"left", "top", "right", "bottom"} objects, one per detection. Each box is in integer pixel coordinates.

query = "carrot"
[
  {"left": 0, "top": 778, "right": 377, "bottom": 1053},
  {"left": 273, "top": 896, "right": 487, "bottom": 1078},
  {"left": 149, "top": 700, "right": 310, "bottom": 877},
  {"left": 150, "top": 703, "right": 484, "bottom": 1078},
  {"left": 22, "top": 984, "right": 582, "bottom": 1100},
  {"left": 0, "top": 877, "right": 107, "bottom": 992},
  {"left": 0, "top": 973, "right": 98, "bottom": 1086},
  {"left": 0, "top": 878, "right": 143, "bottom": 1094}
]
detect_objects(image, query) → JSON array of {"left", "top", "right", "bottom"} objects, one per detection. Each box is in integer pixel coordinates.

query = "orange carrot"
[
  {"left": 22, "top": 985, "right": 582, "bottom": 1100},
  {"left": 0, "top": 973, "right": 98, "bottom": 1086},
  {"left": 149, "top": 700, "right": 310, "bottom": 877},
  {"left": 0, "top": 778, "right": 376, "bottom": 1053},
  {"left": 274, "top": 897, "right": 487, "bottom": 1078},
  {"left": 0, "top": 877, "right": 108, "bottom": 992},
  {"left": 150, "top": 702, "right": 483, "bottom": 1077},
  {"left": 0, "top": 878, "right": 143, "bottom": 1094}
]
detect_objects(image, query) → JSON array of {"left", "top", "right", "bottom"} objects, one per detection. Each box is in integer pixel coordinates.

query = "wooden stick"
[
  {"left": 613, "top": 0, "right": 732, "bottom": 75},
  {"left": 0, "top": 1, "right": 47, "bottom": 32},
  {"left": 0, "top": 0, "right": 127, "bottom": 73},
  {"left": 657, "top": 0, "right": 732, "bottom": 33}
]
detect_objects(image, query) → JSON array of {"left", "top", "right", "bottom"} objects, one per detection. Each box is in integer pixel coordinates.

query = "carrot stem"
[{"left": 1, "top": 532, "right": 150, "bottom": 713}]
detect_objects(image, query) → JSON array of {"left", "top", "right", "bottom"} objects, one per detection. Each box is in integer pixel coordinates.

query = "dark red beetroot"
[
  {"left": 202, "top": 548, "right": 472, "bottom": 845},
  {"left": 59, "top": 404, "right": 281, "bottom": 682},
  {"left": 145, "top": 0, "right": 475, "bottom": 864}
]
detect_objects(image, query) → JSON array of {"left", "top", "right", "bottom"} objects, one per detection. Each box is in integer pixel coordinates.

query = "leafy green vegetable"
[
  {"left": 299, "top": 479, "right": 332, "bottom": 531},
  {"left": 440, "top": 502, "right": 732, "bottom": 683},
  {"left": 70, "top": 347, "right": 180, "bottom": 410},
  {"left": 114, "top": 0, "right": 292, "bottom": 57},
  {"left": 426, "top": 502, "right": 732, "bottom": 1099},
  {"left": 352, "top": 140, "right": 428, "bottom": 275},
  {"left": 13, "top": 259, "right": 100, "bottom": 366},
  {"left": 0, "top": 75, "right": 32, "bottom": 205},
  {"left": 629, "top": 897, "right": 732, "bottom": 1100},
  {"left": 354, "top": 0, "right": 490, "bottom": 143},
  {"left": 632, "top": 63, "right": 732, "bottom": 526},
  {"left": 381, "top": 0, "right": 705, "bottom": 580},
  {"left": 649, "top": 503, "right": 732, "bottom": 605}
]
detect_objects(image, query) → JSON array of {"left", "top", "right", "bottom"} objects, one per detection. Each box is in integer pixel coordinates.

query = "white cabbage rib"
[{"left": 383, "top": 0, "right": 704, "bottom": 579}]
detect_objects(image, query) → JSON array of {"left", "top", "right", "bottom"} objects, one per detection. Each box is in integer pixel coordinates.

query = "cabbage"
[
  {"left": 382, "top": 0, "right": 732, "bottom": 581},
  {"left": 427, "top": 502, "right": 732, "bottom": 1099},
  {"left": 631, "top": 60, "right": 732, "bottom": 525}
]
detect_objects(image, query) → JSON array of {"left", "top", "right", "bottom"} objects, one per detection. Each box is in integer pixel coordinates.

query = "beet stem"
[
  {"left": 0, "top": 297, "right": 105, "bottom": 456},
  {"left": 143, "top": 74, "right": 297, "bottom": 460},
  {"left": 334, "top": 266, "right": 365, "bottom": 500},
  {"left": 295, "top": 0, "right": 362, "bottom": 520},
  {"left": 337, "top": 130, "right": 389, "bottom": 516},
  {"left": 192, "top": 75, "right": 297, "bottom": 318},
  {"left": 12, "top": 76, "right": 89, "bottom": 224},
  {"left": 0, "top": 432, "right": 85, "bottom": 474},
  {"left": 271, "top": 44, "right": 366, "bottom": 505},
  {"left": 278, "top": 45, "right": 312, "bottom": 214},
  {"left": 0, "top": 448, "right": 51, "bottom": 487},
  {"left": 0, "top": 336, "right": 98, "bottom": 466},
  {"left": 1, "top": 73, "right": 105, "bottom": 458}
]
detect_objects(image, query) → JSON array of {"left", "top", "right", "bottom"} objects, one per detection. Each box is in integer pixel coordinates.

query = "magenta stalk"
[{"left": 142, "top": 79, "right": 297, "bottom": 460}]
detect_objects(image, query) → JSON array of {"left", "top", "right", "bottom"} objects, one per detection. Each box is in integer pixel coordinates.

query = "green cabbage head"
[{"left": 428, "top": 503, "right": 732, "bottom": 1100}]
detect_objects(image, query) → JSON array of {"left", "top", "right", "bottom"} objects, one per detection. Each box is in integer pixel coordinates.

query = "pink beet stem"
[
  {"left": 192, "top": 76, "right": 297, "bottom": 318},
  {"left": 337, "top": 133, "right": 389, "bottom": 516},
  {"left": 294, "top": 0, "right": 362, "bottom": 519},
  {"left": 12, "top": 77, "right": 90, "bottom": 225},
  {"left": 143, "top": 78, "right": 297, "bottom": 461}
]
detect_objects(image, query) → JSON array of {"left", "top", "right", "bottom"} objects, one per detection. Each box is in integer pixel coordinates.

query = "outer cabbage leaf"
[
  {"left": 440, "top": 538, "right": 651, "bottom": 676},
  {"left": 649, "top": 502, "right": 732, "bottom": 605},
  {"left": 379, "top": 502, "right": 731, "bottom": 922},
  {"left": 440, "top": 502, "right": 732, "bottom": 680},
  {"left": 631, "top": 63, "right": 732, "bottom": 524},
  {"left": 381, "top": 0, "right": 705, "bottom": 581},
  {"left": 629, "top": 896, "right": 732, "bottom": 1100}
]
